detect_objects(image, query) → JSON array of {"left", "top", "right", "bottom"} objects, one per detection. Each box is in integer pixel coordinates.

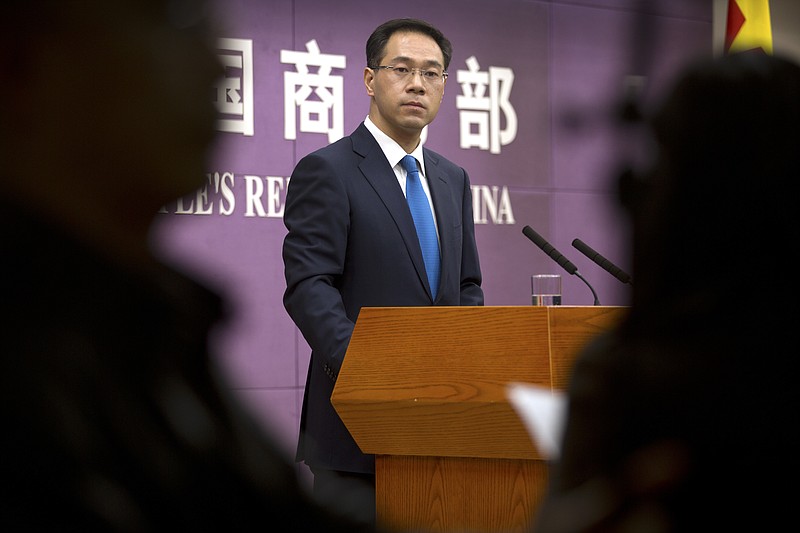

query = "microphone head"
[
  {"left": 523, "top": 226, "right": 578, "bottom": 275},
  {"left": 572, "top": 238, "right": 632, "bottom": 285},
  {"left": 522, "top": 225, "right": 546, "bottom": 247}
]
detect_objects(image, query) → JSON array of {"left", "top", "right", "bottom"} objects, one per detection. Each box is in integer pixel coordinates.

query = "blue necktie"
[{"left": 401, "top": 155, "right": 440, "bottom": 299}]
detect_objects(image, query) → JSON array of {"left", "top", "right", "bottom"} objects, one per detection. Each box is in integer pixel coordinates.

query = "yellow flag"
[{"left": 725, "top": 0, "right": 773, "bottom": 54}]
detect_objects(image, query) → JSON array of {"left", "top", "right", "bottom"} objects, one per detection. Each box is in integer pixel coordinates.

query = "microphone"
[
  {"left": 522, "top": 225, "right": 600, "bottom": 305},
  {"left": 571, "top": 238, "right": 633, "bottom": 285},
  {"left": 522, "top": 225, "right": 577, "bottom": 275}
]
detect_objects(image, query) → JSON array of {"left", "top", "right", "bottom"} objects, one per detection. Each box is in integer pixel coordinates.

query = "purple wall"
[{"left": 150, "top": 0, "right": 712, "bottom": 475}]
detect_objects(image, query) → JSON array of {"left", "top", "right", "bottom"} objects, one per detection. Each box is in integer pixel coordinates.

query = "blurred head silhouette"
[
  {"left": 0, "top": 0, "right": 222, "bottom": 263},
  {"left": 0, "top": 3, "right": 381, "bottom": 531},
  {"left": 622, "top": 50, "right": 800, "bottom": 333},
  {"left": 621, "top": 49, "right": 800, "bottom": 529},
  {"left": 536, "top": 51, "right": 800, "bottom": 533}
]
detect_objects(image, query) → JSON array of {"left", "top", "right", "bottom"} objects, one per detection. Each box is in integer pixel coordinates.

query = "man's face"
[{"left": 364, "top": 30, "right": 447, "bottom": 146}]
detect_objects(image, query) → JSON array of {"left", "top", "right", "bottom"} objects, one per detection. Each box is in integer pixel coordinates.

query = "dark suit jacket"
[{"left": 282, "top": 122, "right": 484, "bottom": 474}]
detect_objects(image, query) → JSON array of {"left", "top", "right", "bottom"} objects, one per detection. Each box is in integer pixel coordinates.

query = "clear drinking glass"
[{"left": 531, "top": 274, "right": 562, "bottom": 306}]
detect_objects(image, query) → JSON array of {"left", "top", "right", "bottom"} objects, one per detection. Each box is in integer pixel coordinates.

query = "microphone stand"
[{"left": 575, "top": 271, "right": 600, "bottom": 306}]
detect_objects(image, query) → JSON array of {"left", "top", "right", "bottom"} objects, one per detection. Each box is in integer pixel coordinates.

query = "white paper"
[{"left": 506, "top": 382, "right": 567, "bottom": 460}]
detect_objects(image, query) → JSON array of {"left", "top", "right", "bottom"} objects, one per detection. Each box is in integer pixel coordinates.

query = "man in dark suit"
[{"left": 282, "top": 17, "right": 484, "bottom": 526}]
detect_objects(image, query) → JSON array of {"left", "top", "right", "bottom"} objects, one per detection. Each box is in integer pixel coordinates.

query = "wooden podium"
[{"left": 331, "top": 305, "right": 626, "bottom": 532}]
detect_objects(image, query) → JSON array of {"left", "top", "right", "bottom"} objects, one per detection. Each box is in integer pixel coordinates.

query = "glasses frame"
[{"left": 370, "top": 65, "right": 449, "bottom": 85}]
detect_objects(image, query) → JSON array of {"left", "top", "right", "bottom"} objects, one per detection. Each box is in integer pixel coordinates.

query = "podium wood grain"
[{"left": 331, "top": 306, "right": 626, "bottom": 532}]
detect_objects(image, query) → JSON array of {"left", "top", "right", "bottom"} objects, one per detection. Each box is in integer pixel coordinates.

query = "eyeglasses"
[{"left": 370, "top": 65, "right": 448, "bottom": 85}]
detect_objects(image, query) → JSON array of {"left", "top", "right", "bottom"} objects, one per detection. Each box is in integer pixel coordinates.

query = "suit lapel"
[{"left": 351, "top": 124, "right": 432, "bottom": 298}]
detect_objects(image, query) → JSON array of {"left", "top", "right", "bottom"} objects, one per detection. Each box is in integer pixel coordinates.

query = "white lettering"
[
  {"left": 472, "top": 185, "right": 515, "bottom": 225},
  {"left": 245, "top": 175, "right": 289, "bottom": 218},
  {"left": 457, "top": 56, "right": 517, "bottom": 154},
  {"left": 215, "top": 38, "right": 255, "bottom": 136},
  {"left": 281, "top": 39, "right": 346, "bottom": 143},
  {"left": 244, "top": 175, "right": 266, "bottom": 217}
]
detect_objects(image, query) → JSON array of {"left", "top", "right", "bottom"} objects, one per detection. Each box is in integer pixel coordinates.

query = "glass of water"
[{"left": 531, "top": 274, "right": 561, "bottom": 306}]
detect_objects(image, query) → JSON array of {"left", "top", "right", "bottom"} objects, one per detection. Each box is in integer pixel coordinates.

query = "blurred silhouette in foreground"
[
  {"left": 0, "top": 1, "right": 378, "bottom": 530},
  {"left": 533, "top": 50, "right": 800, "bottom": 532}
]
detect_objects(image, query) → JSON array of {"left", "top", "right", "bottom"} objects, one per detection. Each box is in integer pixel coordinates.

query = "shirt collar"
[{"left": 364, "top": 116, "right": 427, "bottom": 176}]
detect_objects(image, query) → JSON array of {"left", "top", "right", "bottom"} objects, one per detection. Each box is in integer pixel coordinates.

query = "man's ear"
[{"left": 364, "top": 67, "right": 375, "bottom": 96}]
